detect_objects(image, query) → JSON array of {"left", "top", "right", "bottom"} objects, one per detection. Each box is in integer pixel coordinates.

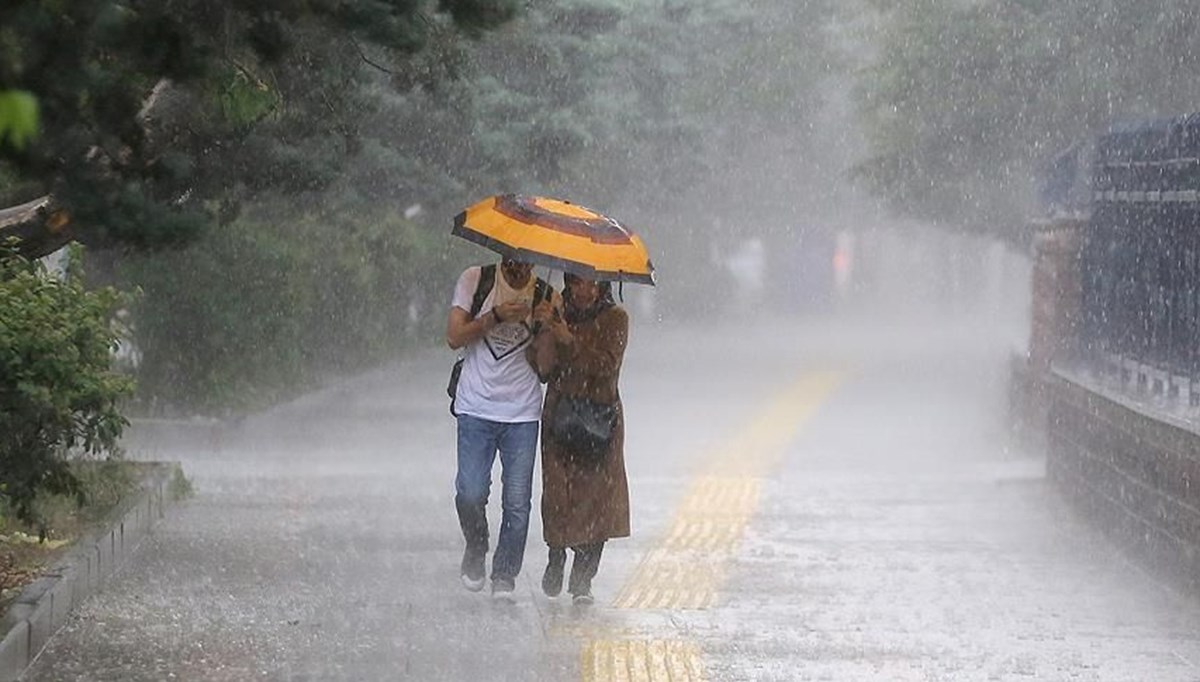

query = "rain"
[{"left": 2, "top": 1, "right": 1200, "bottom": 680}]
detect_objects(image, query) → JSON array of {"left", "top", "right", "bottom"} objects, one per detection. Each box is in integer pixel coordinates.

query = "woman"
[{"left": 529, "top": 273, "right": 630, "bottom": 605}]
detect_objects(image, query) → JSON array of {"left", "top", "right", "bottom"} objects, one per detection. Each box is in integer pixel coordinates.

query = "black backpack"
[{"left": 447, "top": 264, "right": 551, "bottom": 416}]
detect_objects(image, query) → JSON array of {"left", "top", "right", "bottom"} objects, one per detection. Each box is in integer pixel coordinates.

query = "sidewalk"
[{"left": 23, "top": 318, "right": 1200, "bottom": 681}]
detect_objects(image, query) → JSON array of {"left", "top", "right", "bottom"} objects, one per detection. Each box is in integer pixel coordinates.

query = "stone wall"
[
  {"left": 1012, "top": 216, "right": 1200, "bottom": 592},
  {"left": 1009, "top": 219, "right": 1084, "bottom": 447},
  {"left": 1045, "top": 372, "right": 1200, "bottom": 591}
]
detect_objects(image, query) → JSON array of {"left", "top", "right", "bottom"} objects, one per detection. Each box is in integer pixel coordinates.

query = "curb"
[{"left": 0, "top": 462, "right": 181, "bottom": 682}]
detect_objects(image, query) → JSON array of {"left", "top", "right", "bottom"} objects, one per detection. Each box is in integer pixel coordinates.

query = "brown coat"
[{"left": 534, "top": 305, "right": 630, "bottom": 548}]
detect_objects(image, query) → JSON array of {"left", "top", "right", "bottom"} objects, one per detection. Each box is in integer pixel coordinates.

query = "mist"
[{"left": 6, "top": 1, "right": 1200, "bottom": 680}]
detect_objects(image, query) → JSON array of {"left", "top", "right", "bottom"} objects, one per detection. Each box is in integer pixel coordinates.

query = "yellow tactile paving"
[
  {"left": 613, "top": 371, "right": 844, "bottom": 612},
  {"left": 676, "top": 477, "right": 761, "bottom": 516},
  {"left": 583, "top": 639, "right": 708, "bottom": 682},
  {"left": 576, "top": 370, "right": 845, "bottom": 681}
]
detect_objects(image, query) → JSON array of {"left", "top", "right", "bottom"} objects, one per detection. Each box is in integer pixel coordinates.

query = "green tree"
[
  {"left": 0, "top": 250, "right": 132, "bottom": 527},
  {"left": 0, "top": 90, "right": 38, "bottom": 150},
  {"left": 58, "top": 0, "right": 838, "bottom": 413},
  {"left": 856, "top": 0, "right": 1200, "bottom": 238},
  {"left": 0, "top": 0, "right": 519, "bottom": 255}
]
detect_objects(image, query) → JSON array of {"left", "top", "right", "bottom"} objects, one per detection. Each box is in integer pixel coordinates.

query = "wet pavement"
[{"left": 24, "top": 316, "right": 1200, "bottom": 681}]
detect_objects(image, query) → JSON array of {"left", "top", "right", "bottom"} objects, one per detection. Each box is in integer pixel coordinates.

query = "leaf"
[{"left": 0, "top": 90, "right": 39, "bottom": 149}]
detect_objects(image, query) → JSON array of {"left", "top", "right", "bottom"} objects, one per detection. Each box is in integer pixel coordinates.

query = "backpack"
[{"left": 447, "top": 264, "right": 551, "bottom": 416}]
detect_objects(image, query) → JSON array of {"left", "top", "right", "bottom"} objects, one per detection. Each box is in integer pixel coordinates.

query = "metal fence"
[{"left": 1080, "top": 114, "right": 1200, "bottom": 405}]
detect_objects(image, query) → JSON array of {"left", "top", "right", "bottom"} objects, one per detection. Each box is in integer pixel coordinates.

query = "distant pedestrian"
[
  {"left": 529, "top": 273, "right": 630, "bottom": 604},
  {"left": 446, "top": 257, "right": 556, "bottom": 601}
]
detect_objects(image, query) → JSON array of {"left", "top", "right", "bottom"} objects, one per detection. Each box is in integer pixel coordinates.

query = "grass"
[{"left": 0, "top": 459, "right": 144, "bottom": 612}]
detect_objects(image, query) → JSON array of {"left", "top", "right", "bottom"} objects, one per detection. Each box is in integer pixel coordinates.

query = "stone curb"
[{"left": 0, "top": 462, "right": 182, "bottom": 682}]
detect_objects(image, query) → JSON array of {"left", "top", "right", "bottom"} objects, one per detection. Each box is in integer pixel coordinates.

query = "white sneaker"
[
  {"left": 461, "top": 573, "right": 485, "bottom": 592},
  {"left": 491, "top": 578, "right": 516, "bottom": 603}
]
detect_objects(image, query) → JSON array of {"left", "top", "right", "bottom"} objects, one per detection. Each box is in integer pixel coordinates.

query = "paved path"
[{"left": 26, "top": 317, "right": 1200, "bottom": 681}]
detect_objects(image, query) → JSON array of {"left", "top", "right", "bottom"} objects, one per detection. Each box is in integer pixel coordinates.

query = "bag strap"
[{"left": 470, "top": 264, "right": 496, "bottom": 318}]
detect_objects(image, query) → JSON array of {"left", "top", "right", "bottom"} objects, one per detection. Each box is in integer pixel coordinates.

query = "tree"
[
  {"left": 2, "top": 0, "right": 838, "bottom": 413},
  {"left": 0, "top": 0, "right": 519, "bottom": 257},
  {"left": 856, "top": 0, "right": 1200, "bottom": 239},
  {"left": 0, "top": 250, "right": 132, "bottom": 527}
]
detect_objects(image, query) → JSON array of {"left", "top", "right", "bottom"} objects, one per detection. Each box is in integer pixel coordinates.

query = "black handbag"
[{"left": 550, "top": 395, "right": 617, "bottom": 464}]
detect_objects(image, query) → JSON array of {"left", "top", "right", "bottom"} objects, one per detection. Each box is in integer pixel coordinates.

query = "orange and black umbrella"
[{"left": 452, "top": 194, "right": 656, "bottom": 285}]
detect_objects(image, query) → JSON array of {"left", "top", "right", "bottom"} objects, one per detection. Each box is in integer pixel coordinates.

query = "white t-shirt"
[{"left": 451, "top": 266, "right": 544, "bottom": 423}]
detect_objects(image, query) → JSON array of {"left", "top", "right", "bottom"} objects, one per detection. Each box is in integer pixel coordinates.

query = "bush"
[
  {"left": 0, "top": 249, "right": 133, "bottom": 529},
  {"left": 120, "top": 205, "right": 450, "bottom": 415}
]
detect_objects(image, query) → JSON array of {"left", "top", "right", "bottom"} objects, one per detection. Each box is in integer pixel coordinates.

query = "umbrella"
[{"left": 452, "top": 194, "right": 655, "bottom": 285}]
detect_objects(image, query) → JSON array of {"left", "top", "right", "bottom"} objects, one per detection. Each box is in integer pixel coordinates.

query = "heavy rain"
[{"left": 2, "top": 1, "right": 1199, "bottom": 680}]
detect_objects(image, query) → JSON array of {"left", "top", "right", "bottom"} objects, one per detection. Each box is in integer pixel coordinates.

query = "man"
[{"left": 446, "top": 257, "right": 555, "bottom": 601}]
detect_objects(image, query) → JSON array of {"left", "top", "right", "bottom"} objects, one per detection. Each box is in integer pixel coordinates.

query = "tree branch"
[{"left": 352, "top": 38, "right": 395, "bottom": 75}]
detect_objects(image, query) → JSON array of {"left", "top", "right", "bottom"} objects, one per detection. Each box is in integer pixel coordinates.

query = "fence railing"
[{"left": 1078, "top": 115, "right": 1200, "bottom": 407}]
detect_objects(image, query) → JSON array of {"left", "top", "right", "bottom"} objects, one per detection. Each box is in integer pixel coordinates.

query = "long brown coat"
[{"left": 535, "top": 305, "right": 630, "bottom": 548}]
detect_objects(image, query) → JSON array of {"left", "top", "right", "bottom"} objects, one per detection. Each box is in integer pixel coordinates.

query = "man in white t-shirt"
[{"left": 446, "top": 257, "right": 557, "bottom": 601}]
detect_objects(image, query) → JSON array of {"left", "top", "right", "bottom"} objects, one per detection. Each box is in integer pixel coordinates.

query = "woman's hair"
[{"left": 562, "top": 274, "right": 614, "bottom": 323}]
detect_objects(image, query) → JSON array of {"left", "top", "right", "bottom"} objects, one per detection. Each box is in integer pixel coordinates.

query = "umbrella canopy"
[{"left": 452, "top": 194, "right": 655, "bottom": 285}]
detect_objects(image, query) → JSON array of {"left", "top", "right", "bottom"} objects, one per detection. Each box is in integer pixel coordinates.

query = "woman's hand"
[
  {"left": 552, "top": 319, "right": 574, "bottom": 345},
  {"left": 532, "top": 301, "right": 556, "bottom": 326},
  {"left": 534, "top": 301, "right": 572, "bottom": 343}
]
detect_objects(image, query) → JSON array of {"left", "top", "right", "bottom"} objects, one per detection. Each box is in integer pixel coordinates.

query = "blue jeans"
[{"left": 455, "top": 415, "right": 539, "bottom": 580}]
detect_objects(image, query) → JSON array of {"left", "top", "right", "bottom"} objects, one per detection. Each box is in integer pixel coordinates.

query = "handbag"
[{"left": 550, "top": 395, "right": 617, "bottom": 464}]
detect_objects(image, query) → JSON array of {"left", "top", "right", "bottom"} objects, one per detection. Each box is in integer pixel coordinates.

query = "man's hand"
[{"left": 494, "top": 300, "right": 531, "bottom": 323}]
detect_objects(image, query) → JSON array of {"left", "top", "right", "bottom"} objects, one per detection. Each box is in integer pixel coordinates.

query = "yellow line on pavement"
[
  {"left": 578, "top": 370, "right": 845, "bottom": 682},
  {"left": 583, "top": 639, "right": 707, "bottom": 682},
  {"left": 613, "top": 371, "right": 844, "bottom": 611}
]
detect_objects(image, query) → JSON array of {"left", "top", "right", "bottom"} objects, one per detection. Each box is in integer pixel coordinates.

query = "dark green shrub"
[{"left": 0, "top": 250, "right": 132, "bottom": 528}]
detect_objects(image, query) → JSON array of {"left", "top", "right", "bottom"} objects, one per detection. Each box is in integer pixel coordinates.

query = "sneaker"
[
  {"left": 571, "top": 591, "right": 594, "bottom": 606},
  {"left": 461, "top": 549, "right": 486, "bottom": 592},
  {"left": 492, "top": 577, "right": 516, "bottom": 603}
]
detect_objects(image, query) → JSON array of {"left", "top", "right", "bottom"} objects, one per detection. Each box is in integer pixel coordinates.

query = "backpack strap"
[{"left": 470, "top": 264, "right": 496, "bottom": 318}]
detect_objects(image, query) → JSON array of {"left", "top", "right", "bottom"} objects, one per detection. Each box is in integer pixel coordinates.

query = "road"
[{"left": 26, "top": 315, "right": 1200, "bottom": 681}]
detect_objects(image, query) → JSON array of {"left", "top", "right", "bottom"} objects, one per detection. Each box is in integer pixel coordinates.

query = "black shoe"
[
  {"left": 461, "top": 548, "right": 486, "bottom": 592},
  {"left": 542, "top": 548, "right": 566, "bottom": 597}
]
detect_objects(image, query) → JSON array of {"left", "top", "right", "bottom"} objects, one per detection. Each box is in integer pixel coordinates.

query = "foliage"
[
  {"left": 1, "top": 459, "right": 138, "bottom": 608},
  {"left": 109, "top": 0, "right": 840, "bottom": 410},
  {"left": 0, "top": 249, "right": 132, "bottom": 528},
  {"left": 855, "top": 0, "right": 1200, "bottom": 236},
  {"left": 2, "top": 0, "right": 843, "bottom": 414},
  {"left": 120, "top": 202, "right": 447, "bottom": 413},
  {"left": 0, "top": 90, "right": 38, "bottom": 150},
  {"left": 446, "top": 0, "right": 835, "bottom": 315},
  {"left": 0, "top": 0, "right": 520, "bottom": 248}
]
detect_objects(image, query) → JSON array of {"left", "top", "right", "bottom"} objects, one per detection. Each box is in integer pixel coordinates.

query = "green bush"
[
  {"left": 121, "top": 205, "right": 449, "bottom": 415},
  {"left": 0, "top": 249, "right": 133, "bottom": 528}
]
